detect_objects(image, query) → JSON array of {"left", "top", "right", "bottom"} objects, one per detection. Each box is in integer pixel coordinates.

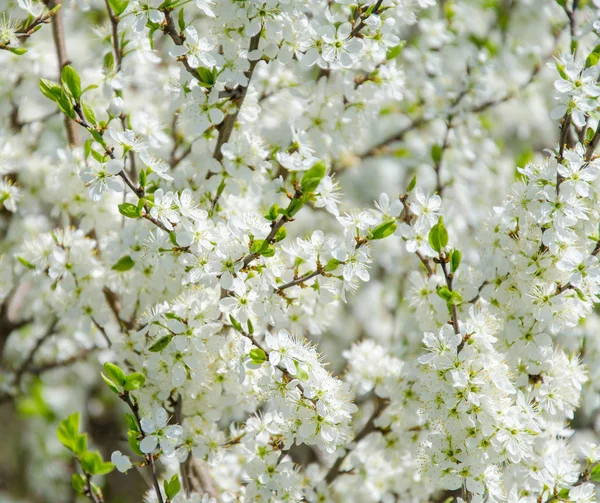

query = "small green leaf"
[
  {"left": 197, "top": 67, "right": 216, "bottom": 87},
  {"left": 428, "top": 217, "right": 448, "bottom": 253},
  {"left": 128, "top": 430, "right": 143, "bottom": 456},
  {"left": 81, "top": 450, "right": 113, "bottom": 475},
  {"left": 103, "top": 362, "right": 127, "bottom": 387},
  {"left": 284, "top": 196, "right": 306, "bottom": 218},
  {"left": 57, "top": 413, "right": 80, "bottom": 451},
  {"left": 108, "top": 0, "right": 129, "bottom": 15},
  {"left": 436, "top": 286, "right": 452, "bottom": 302},
  {"left": 448, "top": 290, "right": 463, "bottom": 306},
  {"left": 178, "top": 7, "right": 186, "bottom": 31},
  {"left": 124, "top": 372, "right": 146, "bottom": 391},
  {"left": 406, "top": 175, "right": 417, "bottom": 193},
  {"left": 104, "top": 51, "right": 115, "bottom": 71},
  {"left": 139, "top": 168, "right": 147, "bottom": 187},
  {"left": 385, "top": 41, "right": 405, "bottom": 60},
  {"left": 247, "top": 319, "right": 254, "bottom": 335},
  {"left": 301, "top": 160, "right": 326, "bottom": 193},
  {"left": 250, "top": 239, "right": 275, "bottom": 257},
  {"left": 431, "top": 144, "right": 442, "bottom": 164},
  {"left": 118, "top": 203, "right": 140, "bottom": 219},
  {"left": 61, "top": 65, "right": 82, "bottom": 100},
  {"left": 111, "top": 255, "right": 135, "bottom": 272},
  {"left": 585, "top": 43, "right": 600, "bottom": 68},
  {"left": 8, "top": 46, "right": 27, "bottom": 55},
  {"left": 125, "top": 413, "right": 139, "bottom": 432},
  {"left": 274, "top": 226, "right": 287, "bottom": 243},
  {"left": 101, "top": 373, "right": 121, "bottom": 394},
  {"left": 17, "top": 256, "right": 36, "bottom": 270},
  {"left": 450, "top": 249, "right": 462, "bottom": 273},
  {"left": 81, "top": 101, "right": 97, "bottom": 125},
  {"left": 369, "top": 220, "right": 397, "bottom": 240},
  {"left": 71, "top": 474, "right": 86, "bottom": 494},
  {"left": 39, "top": 78, "right": 62, "bottom": 102},
  {"left": 165, "top": 474, "right": 181, "bottom": 500},
  {"left": 249, "top": 347, "right": 266, "bottom": 365},
  {"left": 590, "top": 464, "right": 600, "bottom": 482},
  {"left": 324, "top": 258, "right": 340, "bottom": 272},
  {"left": 264, "top": 204, "right": 279, "bottom": 221},
  {"left": 148, "top": 334, "right": 173, "bottom": 352},
  {"left": 229, "top": 315, "right": 242, "bottom": 332}
]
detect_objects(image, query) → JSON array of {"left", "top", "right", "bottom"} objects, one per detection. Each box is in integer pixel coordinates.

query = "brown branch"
[
  {"left": 212, "top": 30, "right": 262, "bottom": 162},
  {"left": 277, "top": 269, "right": 323, "bottom": 291},
  {"left": 44, "top": 0, "right": 79, "bottom": 146},
  {"left": 12, "top": 318, "right": 59, "bottom": 392},
  {"left": 242, "top": 215, "right": 288, "bottom": 268},
  {"left": 121, "top": 392, "right": 164, "bottom": 503},
  {"left": 324, "top": 398, "right": 387, "bottom": 484}
]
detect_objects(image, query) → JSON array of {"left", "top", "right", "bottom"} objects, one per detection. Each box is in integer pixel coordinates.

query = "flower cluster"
[{"left": 2, "top": 0, "right": 600, "bottom": 502}]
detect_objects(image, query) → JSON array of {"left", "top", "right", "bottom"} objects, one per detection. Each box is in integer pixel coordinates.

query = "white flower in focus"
[{"left": 80, "top": 159, "right": 124, "bottom": 201}]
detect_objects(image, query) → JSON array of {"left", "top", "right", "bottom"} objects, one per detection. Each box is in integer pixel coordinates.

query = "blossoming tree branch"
[{"left": 1, "top": 0, "right": 600, "bottom": 502}]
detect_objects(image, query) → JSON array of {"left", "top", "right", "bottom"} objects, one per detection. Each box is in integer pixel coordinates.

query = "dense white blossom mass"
[{"left": 1, "top": 0, "right": 600, "bottom": 502}]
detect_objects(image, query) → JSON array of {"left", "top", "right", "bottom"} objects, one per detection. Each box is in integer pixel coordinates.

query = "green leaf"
[
  {"left": 448, "top": 290, "right": 463, "bottom": 306},
  {"left": 71, "top": 474, "right": 86, "bottom": 494},
  {"left": 103, "top": 362, "right": 126, "bottom": 387},
  {"left": 436, "top": 286, "right": 452, "bottom": 302},
  {"left": 431, "top": 144, "right": 442, "bottom": 164},
  {"left": 229, "top": 315, "right": 242, "bottom": 332},
  {"left": 148, "top": 334, "right": 173, "bottom": 352},
  {"left": 118, "top": 203, "right": 140, "bottom": 219},
  {"left": 264, "top": 204, "right": 279, "bottom": 221},
  {"left": 369, "top": 220, "right": 397, "bottom": 240},
  {"left": 555, "top": 61, "right": 568, "bottom": 80},
  {"left": 39, "top": 78, "right": 74, "bottom": 118},
  {"left": 124, "top": 372, "right": 146, "bottom": 391},
  {"left": 8, "top": 46, "right": 27, "bottom": 55},
  {"left": 108, "top": 0, "right": 130, "bottom": 16},
  {"left": 81, "top": 101, "right": 97, "bottom": 125},
  {"left": 104, "top": 51, "right": 115, "bottom": 71},
  {"left": 324, "top": 258, "right": 340, "bottom": 272},
  {"left": 250, "top": 239, "right": 266, "bottom": 254},
  {"left": 139, "top": 168, "right": 147, "bottom": 187},
  {"left": 111, "top": 255, "right": 135, "bottom": 272},
  {"left": 197, "top": 67, "right": 217, "bottom": 87},
  {"left": 61, "top": 65, "right": 82, "bottom": 100},
  {"left": 385, "top": 41, "right": 405, "bottom": 60},
  {"left": 17, "top": 256, "right": 36, "bottom": 270},
  {"left": 82, "top": 84, "right": 98, "bottom": 95},
  {"left": 249, "top": 347, "right": 266, "bottom": 365},
  {"left": 585, "top": 43, "right": 600, "bottom": 68},
  {"left": 16, "top": 379, "right": 54, "bottom": 420},
  {"left": 590, "top": 464, "right": 600, "bottom": 482},
  {"left": 250, "top": 239, "right": 275, "bottom": 257},
  {"left": 301, "top": 160, "right": 326, "bottom": 193},
  {"left": 165, "top": 474, "right": 181, "bottom": 500},
  {"left": 90, "top": 129, "right": 106, "bottom": 147},
  {"left": 450, "top": 249, "right": 462, "bottom": 273},
  {"left": 284, "top": 196, "right": 306, "bottom": 218},
  {"left": 125, "top": 413, "right": 139, "bottom": 432},
  {"left": 406, "top": 175, "right": 417, "bottom": 193},
  {"left": 128, "top": 430, "right": 143, "bottom": 456},
  {"left": 247, "top": 319, "right": 254, "bottom": 335},
  {"left": 101, "top": 373, "right": 121, "bottom": 394},
  {"left": 81, "top": 450, "right": 114, "bottom": 476},
  {"left": 57, "top": 413, "right": 80, "bottom": 451},
  {"left": 39, "top": 78, "right": 62, "bottom": 103},
  {"left": 274, "top": 226, "right": 287, "bottom": 243},
  {"left": 428, "top": 217, "right": 448, "bottom": 253},
  {"left": 178, "top": 7, "right": 186, "bottom": 31}
]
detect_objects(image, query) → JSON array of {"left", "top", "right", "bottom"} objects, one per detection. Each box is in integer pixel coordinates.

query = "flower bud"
[{"left": 108, "top": 97, "right": 124, "bottom": 117}]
